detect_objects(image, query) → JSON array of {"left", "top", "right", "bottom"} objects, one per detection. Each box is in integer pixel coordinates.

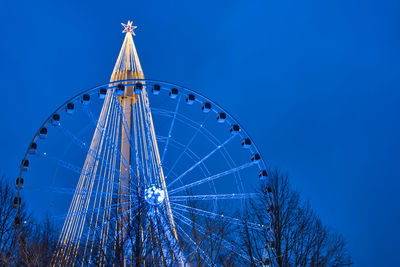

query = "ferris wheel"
[{"left": 14, "top": 21, "right": 273, "bottom": 266}]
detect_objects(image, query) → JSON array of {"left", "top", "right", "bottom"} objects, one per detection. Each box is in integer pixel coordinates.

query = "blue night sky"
[{"left": 1, "top": 0, "right": 400, "bottom": 266}]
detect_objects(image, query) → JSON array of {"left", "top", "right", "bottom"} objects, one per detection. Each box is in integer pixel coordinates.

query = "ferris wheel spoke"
[
  {"left": 34, "top": 144, "right": 132, "bottom": 188},
  {"left": 81, "top": 205, "right": 144, "bottom": 241},
  {"left": 169, "top": 192, "right": 260, "bottom": 202},
  {"left": 81, "top": 97, "right": 133, "bottom": 175},
  {"left": 169, "top": 161, "right": 256, "bottom": 195},
  {"left": 56, "top": 124, "right": 132, "bottom": 180},
  {"left": 172, "top": 209, "right": 250, "bottom": 262},
  {"left": 142, "top": 95, "right": 162, "bottom": 186},
  {"left": 53, "top": 201, "right": 132, "bottom": 221},
  {"left": 167, "top": 135, "right": 236, "bottom": 189},
  {"left": 102, "top": 129, "right": 133, "bottom": 177},
  {"left": 83, "top": 104, "right": 100, "bottom": 126},
  {"left": 115, "top": 212, "right": 141, "bottom": 242},
  {"left": 172, "top": 210, "right": 222, "bottom": 265},
  {"left": 71, "top": 203, "right": 139, "bottom": 247},
  {"left": 172, "top": 211, "right": 213, "bottom": 262},
  {"left": 156, "top": 135, "right": 211, "bottom": 180},
  {"left": 112, "top": 93, "right": 133, "bottom": 142},
  {"left": 113, "top": 94, "right": 148, "bottom": 179},
  {"left": 84, "top": 157, "right": 134, "bottom": 191},
  {"left": 153, "top": 108, "right": 247, "bottom": 196},
  {"left": 21, "top": 79, "right": 267, "bottom": 263},
  {"left": 165, "top": 113, "right": 211, "bottom": 179},
  {"left": 97, "top": 104, "right": 138, "bottom": 181},
  {"left": 149, "top": 107, "right": 174, "bottom": 118},
  {"left": 52, "top": 157, "right": 133, "bottom": 193},
  {"left": 180, "top": 115, "right": 246, "bottom": 196},
  {"left": 148, "top": 208, "right": 182, "bottom": 256},
  {"left": 171, "top": 202, "right": 262, "bottom": 231},
  {"left": 173, "top": 220, "right": 212, "bottom": 266},
  {"left": 23, "top": 185, "right": 132, "bottom": 199},
  {"left": 151, "top": 106, "right": 203, "bottom": 134},
  {"left": 161, "top": 95, "right": 181, "bottom": 164},
  {"left": 156, "top": 136, "right": 211, "bottom": 188},
  {"left": 58, "top": 124, "right": 91, "bottom": 150},
  {"left": 156, "top": 162, "right": 179, "bottom": 182}
]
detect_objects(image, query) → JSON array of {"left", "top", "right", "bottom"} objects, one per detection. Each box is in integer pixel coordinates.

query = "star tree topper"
[{"left": 121, "top": 20, "right": 137, "bottom": 35}]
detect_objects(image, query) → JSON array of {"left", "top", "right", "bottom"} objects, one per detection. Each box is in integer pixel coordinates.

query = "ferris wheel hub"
[{"left": 144, "top": 185, "right": 165, "bottom": 206}]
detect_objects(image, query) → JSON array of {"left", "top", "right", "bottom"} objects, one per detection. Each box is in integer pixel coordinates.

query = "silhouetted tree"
[
  {"left": 0, "top": 175, "right": 19, "bottom": 265},
  {"left": 18, "top": 217, "right": 58, "bottom": 266},
  {"left": 0, "top": 170, "right": 353, "bottom": 266},
  {"left": 239, "top": 169, "right": 352, "bottom": 266},
  {"left": 0, "top": 175, "right": 59, "bottom": 266}
]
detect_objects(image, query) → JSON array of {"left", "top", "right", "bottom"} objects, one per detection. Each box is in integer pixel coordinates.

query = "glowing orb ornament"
[{"left": 145, "top": 185, "right": 165, "bottom": 206}]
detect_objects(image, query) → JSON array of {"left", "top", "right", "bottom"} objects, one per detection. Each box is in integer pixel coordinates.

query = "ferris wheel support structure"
[{"left": 14, "top": 20, "right": 274, "bottom": 266}]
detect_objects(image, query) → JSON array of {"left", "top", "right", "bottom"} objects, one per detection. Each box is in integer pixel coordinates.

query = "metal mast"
[
  {"left": 53, "top": 21, "right": 182, "bottom": 266},
  {"left": 111, "top": 21, "right": 181, "bottom": 265},
  {"left": 111, "top": 22, "right": 144, "bottom": 264}
]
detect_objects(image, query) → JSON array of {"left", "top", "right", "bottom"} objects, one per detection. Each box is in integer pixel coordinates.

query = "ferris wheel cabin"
[
  {"left": 21, "top": 159, "right": 29, "bottom": 172},
  {"left": 230, "top": 124, "right": 240, "bottom": 134},
  {"left": 202, "top": 102, "right": 211, "bottom": 113},
  {"left": 135, "top": 82, "right": 143, "bottom": 94},
  {"left": 186, "top": 94, "right": 195, "bottom": 105},
  {"left": 169, "top": 88, "right": 178, "bottom": 99},
  {"left": 152, "top": 84, "right": 161, "bottom": 95},
  {"left": 13, "top": 196, "right": 21, "bottom": 208},
  {"left": 98, "top": 88, "right": 107, "bottom": 99},
  {"left": 39, "top": 127, "right": 47, "bottom": 139},
  {"left": 241, "top": 138, "right": 252, "bottom": 148},
  {"left": 259, "top": 170, "right": 268, "bottom": 181},
  {"left": 51, "top": 113, "right": 60, "bottom": 126},
  {"left": 81, "top": 94, "right": 90, "bottom": 105},
  {"left": 29, "top": 142, "right": 37, "bottom": 155},
  {"left": 66, "top": 103, "right": 75, "bottom": 114},
  {"left": 15, "top": 177, "right": 24, "bottom": 189},
  {"left": 251, "top": 153, "right": 261, "bottom": 162},
  {"left": 265, "top": 186, "right": 273, "bottom": 193},
  {"left": 116, "top": 84, "right": 125, "bottom": 96},
  {"left": 217, "top": 112, "right": 226, "bottom": 123},
  {"left": 14, "top": 216, "right": 22, "bottom": 227}
]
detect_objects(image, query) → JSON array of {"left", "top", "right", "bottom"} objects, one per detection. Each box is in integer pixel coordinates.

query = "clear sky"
[{"left": 1, "top": 0, "right": 399, "bottom": 265}]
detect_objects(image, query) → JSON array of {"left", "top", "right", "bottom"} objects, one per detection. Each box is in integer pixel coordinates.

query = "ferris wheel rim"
[
  {"left": 19, "top": 78, "right": 267, "bottom": 178},
  {"left": 15, "top": 79, "right": 273, "bottom": 264}
]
